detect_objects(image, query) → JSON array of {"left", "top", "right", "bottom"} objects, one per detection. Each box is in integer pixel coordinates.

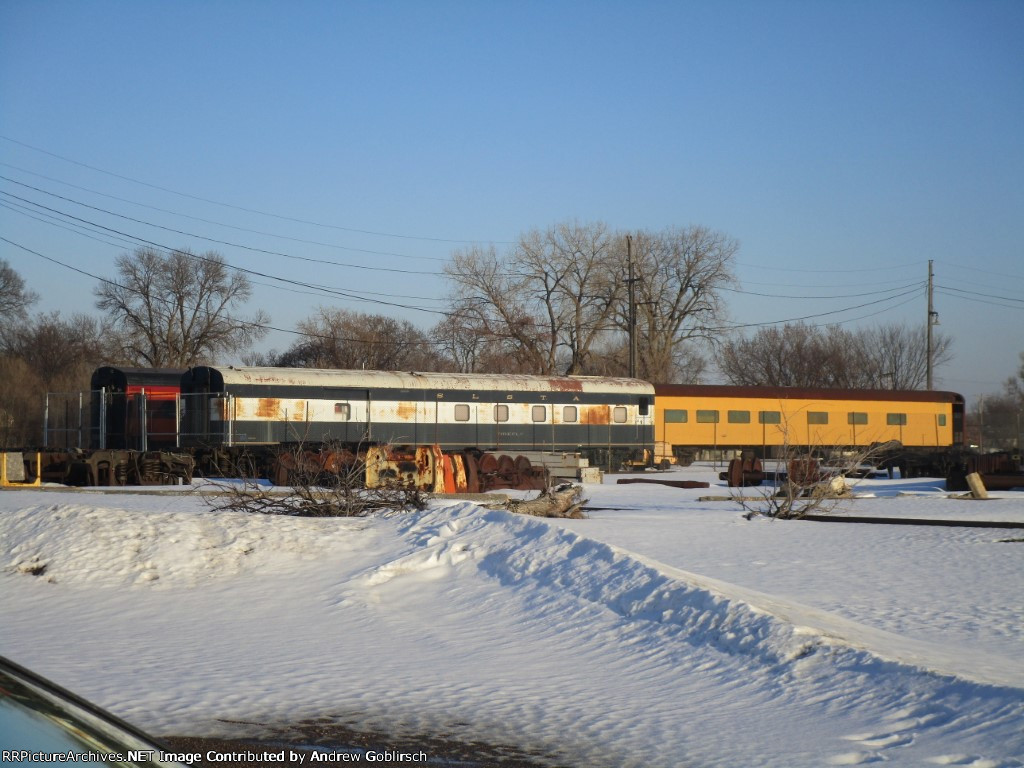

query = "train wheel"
[{"left": 478, "top": 452, "right": 498, "bottom": 475}]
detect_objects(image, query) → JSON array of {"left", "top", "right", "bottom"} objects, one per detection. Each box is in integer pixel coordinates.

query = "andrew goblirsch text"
[{"left": 2, "top": 749, "right": 429, "bottom": 764}]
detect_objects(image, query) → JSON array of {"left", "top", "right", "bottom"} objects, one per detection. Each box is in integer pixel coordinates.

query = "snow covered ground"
[{"left": 2, "top": 465, "right": 1023, "bottom": 767}]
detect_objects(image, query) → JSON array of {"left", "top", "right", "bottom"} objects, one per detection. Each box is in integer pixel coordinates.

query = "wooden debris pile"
[{"left": 506, "top": 483, "right": 588, "bottom": 519}]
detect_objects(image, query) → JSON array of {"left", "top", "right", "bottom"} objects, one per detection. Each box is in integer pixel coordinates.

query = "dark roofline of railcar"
[
  {"left": 91, "top": 366, "right": 188, "bottom": 391},
  {"left": 652, "top": 384, "right": 964, "bottom": 405}
]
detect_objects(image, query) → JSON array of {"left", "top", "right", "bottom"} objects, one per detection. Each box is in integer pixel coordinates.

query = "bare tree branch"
[{"left": 94, "top": 247, "right": 269, "bottom": 367}]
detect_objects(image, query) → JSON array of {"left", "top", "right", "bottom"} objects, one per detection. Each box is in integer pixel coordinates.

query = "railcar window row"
[
  {"left": 662, "top": 408, "right": 947, "bottom": 427},
  {"left": 252, "top": 399, "right": 634, "bottom": 426}
]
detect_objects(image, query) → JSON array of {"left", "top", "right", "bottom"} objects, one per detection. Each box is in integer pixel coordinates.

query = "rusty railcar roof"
[
  {"left": 653, "top": 384, "right": 964, "bottom": 404},
  {"left": 195, "top": 366, "right": 655, "bottom": 395}
]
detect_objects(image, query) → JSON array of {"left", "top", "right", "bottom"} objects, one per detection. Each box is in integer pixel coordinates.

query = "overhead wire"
[
  {"left": 0, "top": 193, "right": 450, "bottom": 316},
  {"left": 0, "top": 177, "right": 440, "bottom": 277},
  {"left": 735, "top": 258, "right": 923, "bottom": 274},
  {"left": 0, "top": 135, "right": 514, "bottom": 245},
  {"left": 0, "top": 137, "right": 953, "bottom": 352},
  {"left": 0, "top": 162, "right": 449, "bottom": 263},
  {"left": 6, "top": 218, "right": 923, "bottom": 347},
  {"left": 722, "top": 281, "right": 922, "bottom": 300},
  {"left": 935, "top": 258, "right": 1024, "bottom": 284},
  {"left": 0, "top": 199, "right": 140, "bottom": 251},
  {"left": 0, "top": 237, "right": 445, "bottom": 351},
  {"left": 2, "top": 197, "right": 933, "bottom": 345},
  {"left": 708, "top": 284, "right": 924, "bottom": 332},
  {"left": 936, "top": 286, "right": 1024, "bottom": 312},
  {"left": 1, "top": 169, "right": 940, "bottom": 316}
]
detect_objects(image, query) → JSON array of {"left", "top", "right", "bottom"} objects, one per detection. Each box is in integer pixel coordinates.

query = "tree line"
[{"left": 1, "top": 219, "right": 977, "bottom": 448}]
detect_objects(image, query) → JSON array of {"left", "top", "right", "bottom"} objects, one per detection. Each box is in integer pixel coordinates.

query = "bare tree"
[
  {"left": 0, "top": 260, "right": 38, "bottom": 320},
  {"left": 859, "top": 323, "right": 953, "bottom": 389},
  {"left": 586, "top": 336, "right": 710, "bottom": 382},
  {"left": 430, "top": 310, "right": 486, "bottom": 373},
  {"left": 443, "top": 221, "right": 622, "bottom": 375},
  {"left": 969, "top": 351, "right": 1024, "bottom": 451},
  {"left": 719, "top": 322, "right": 953, "bottom": 389},
  {"left": 266, "top": 307, "right": 445, "bottom": 371},
  {"left": 519, "top": 221, "right": 622, "bottom": 374},
  {"left": 719, "top": 324, "right": 860, "bottom": 387},
  {"left": 0, "top": 312, "right": 113, "bottom": 447},
  {"left": 95, "top": 247, "right": 268, "bottom": 367},
  {"left": 624, "top": 226, "right": 737, "bottom": 382}
]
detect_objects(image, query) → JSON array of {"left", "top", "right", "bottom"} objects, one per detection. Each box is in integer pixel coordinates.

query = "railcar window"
[
  {"left": 664, "top": 409, "right": 688, "bottom": 423},
  {"left": 495, "top": 404, "right": 509, "bottom": 422},
  {"left": 758, "top": 411, "right": 781, "bottom": 424},
  {"left": 454, "top": 404, "right": 471, "bottom": 422},
  {"left": 696, "top": 410, "right": 719, "bottom": 423},
  {"left": 532, "top": 405, "right": 546, "bottom": 422},
  {"left": 563, "top": 405, "right": 578, "bottom": 423},
  {"left": 887, "top": 413, "right": 907, "bottom": 426},
  {"left": 639, "top": 397, "right": 650, "bottom": 416},
  {"left": 937, "top": 414, "right": 947, "bottom": 426},
  {"left": 613, "top": 406, "right": 628, "bottom": 423},
  {"left": 848, "top": 412, "right": 868, "bottom": 425},
  {"left": 334, "top": 403, "right": 350, "bottom": 420},
  {"left": 728, "top": 410, "right": 750, "bottom": 423},
  {"left": 807, "top": 412, "right": 829, "bottom": 425}
]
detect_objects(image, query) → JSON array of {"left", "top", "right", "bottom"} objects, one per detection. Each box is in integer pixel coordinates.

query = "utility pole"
[
  {"left": 926, "top": 260, "right": 937, "bottom": 390},
  {"left": 628, "top": 234, "right": 636, "bottom": 379}
]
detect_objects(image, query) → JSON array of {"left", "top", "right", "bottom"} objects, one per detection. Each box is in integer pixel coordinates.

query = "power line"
[
  {"left": 0, "top": 162, "right": 448, "bottom": 263},
  {"left": 0, "top": 237, "right": 444, "bottom": 351},
  {"left": 0, "top": 177, "right": 440, "bottom": 277},
  {"left": 1, "top": 197, "right": 450, "bottom": 309},
  {"left": 936, "top": 287, "right": 1024, "bottom": 312},
  {"left": 722, "top": 281, "right": 922, "bottom": 300},
  {"left": 735, "top": 258, "right": 923, "bottom": 274},
  {"left": 0, "top": 135, "right": 513, "bottom": 246},
  {"left": 709, "top": 284, "right": 923, "bottom": 332},
  {"left": 935, "top": 284, "right": 1024, "bottom": 306},
  {"left": 935, "top": 258, "right": 1024, "bottom": 284},
  {"left": 732, "top": 275, "right": 920, "bottom": 290},
  {"left": 0, "top": 194, "right": 450, "bottom": 316},
  {"left": 0, "top": 199, "right": 140, "bottom": 251}
]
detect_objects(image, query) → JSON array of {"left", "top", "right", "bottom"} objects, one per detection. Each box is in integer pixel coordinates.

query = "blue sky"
[{"left": 1, "top": 0, "right": 1021, "bottom": 403}]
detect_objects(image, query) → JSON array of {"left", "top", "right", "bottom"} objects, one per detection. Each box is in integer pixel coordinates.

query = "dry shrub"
[{"left": 202, "top": 441, "right": 428, "bottom": 517}]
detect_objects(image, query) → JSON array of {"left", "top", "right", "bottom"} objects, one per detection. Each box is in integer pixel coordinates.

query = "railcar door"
[
  {"left": 322, "top": 389, "right": 370, "bottom": 445},
  {"left": 531, "top": 403, "right": 554, "bottom": 452}
]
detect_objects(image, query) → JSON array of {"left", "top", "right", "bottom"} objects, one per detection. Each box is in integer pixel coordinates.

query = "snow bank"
[{"left": 2, "top": 475, "right": 1022, "bottom": 767}]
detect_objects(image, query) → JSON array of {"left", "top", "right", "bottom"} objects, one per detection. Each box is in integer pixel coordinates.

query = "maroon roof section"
[{"left": 653, "top": 384, "right": 964, "bottom": 405}]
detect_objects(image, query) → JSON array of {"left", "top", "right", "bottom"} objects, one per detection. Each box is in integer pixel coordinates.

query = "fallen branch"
[{"left": 506, "top": 483, "right": 588, "bottom": 518}]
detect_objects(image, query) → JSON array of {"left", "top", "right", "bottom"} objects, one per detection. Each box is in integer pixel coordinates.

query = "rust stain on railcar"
[
  {"left": 396, "top": 401, "right": 419, "bottom": 420},
  {"left": 255, "top": 398, "right": 281, "bottom": 419},
  {"left": 252, "top": 398, "right": 306, "bottom": 420},
  {"left": 580, "top": 405, "right": 611, "bottom": 424},
  {"left": 547, "top": 378, "right": 585, "bottom": 392}
]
